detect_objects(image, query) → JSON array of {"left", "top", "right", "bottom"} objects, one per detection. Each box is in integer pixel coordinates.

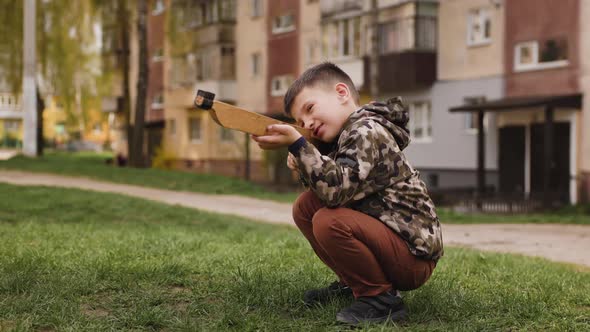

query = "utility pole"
[
  {"left": 23, "top": 0, "right": 37, "bottom": 156},
  {"left": 369, "top": 0, "right": 379, "bottom": 99}
]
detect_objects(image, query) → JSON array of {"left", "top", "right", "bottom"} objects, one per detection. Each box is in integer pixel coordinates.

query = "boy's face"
[{"left": 290, "top": 83, "right": 354, "bottom": 143}]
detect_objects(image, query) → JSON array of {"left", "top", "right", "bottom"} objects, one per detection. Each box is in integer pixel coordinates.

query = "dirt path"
[{"left": 1, "top": 170, "right": 589, "bottom": 268}]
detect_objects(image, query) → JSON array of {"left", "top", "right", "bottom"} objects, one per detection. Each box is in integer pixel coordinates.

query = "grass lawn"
[
  {"left": 1, "top": 183, "right": 589, "bottom": 331},
  {"left": 0, "top": 151, "right": 299, "bottom": 203},
  {"left": 2, "top": 151, "right": 590, "bottom": 224}
]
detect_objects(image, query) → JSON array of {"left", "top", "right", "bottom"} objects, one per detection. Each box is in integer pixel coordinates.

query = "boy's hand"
[
  {"left": 252, "top": 124, "right": 302, "bottom": 150},
  {"left": 287, "top": 153, "right": 298, "bottom": 171}
]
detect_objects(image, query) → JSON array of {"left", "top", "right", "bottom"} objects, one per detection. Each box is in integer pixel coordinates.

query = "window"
[
  {"left": 427, "top": 173, "right": 439, "bottom": 188},
  {"left": 205, "top": 1, "right": 218, "bottom": 24},
  {"left": 467, "top": 8, "right": 491, "bottom": 46},
  {"left": 168, "top": 119, "right": 176, "bottom": 136},
  {"left": 151, "top": 48, "right": 163, "bottom": 62},
  {"left": 408, "top": 101, "right": 432, "bottom": 141},
  {"left": 189, "top": 117, "right": 202, "bottom": 142},
  {"left": 272, "top": 14, "right": 295, "bottom": 34},
  {"left": 93, "top": 123, "right": 102, "bottom": 135},
  {"left": 151, "top": 93, "right": 164, "bottom": 109},
  {"left": 221, "top": 46, "right": 234, "bottom": 56},
  {"left": 4, "top": 120, "right": 19, "bottom": 132},
  {"left": 152, "top": 0, "right": 165, "bottom": 15},
  {"left": 171, "top": 56, "right": 186, "bottom": 86},
  {"left": 514, "top": 38, "right": 569, "bottom": 72},
  {"left": 55, "top": 123, "right": 65, "bottom": 135},
  {"left": 219, "top": 0, "right": 236, "bottom": 21},
  {"left": 196, "top": 51, "right": 212, "bottom": 80},
  {"left": 463, "top": 96, "right": 486, "bottom": 133},
  {"left": 187, "top": 2, "right": 203, "bottom": 28},
  {"left": 270, "top": 75, "right": 294, "bottom": 96},
  {"left": 322, "top": 17, "right": 361, "bottom": 58},
  {"left": 380, "top": 16, "right": 436, "bottom": 53},
  {"left": 251, "top": 0, "right": 262, "bottom": 17},
  {"left": 219, "top": 127, "right": 233, "bottom": 141},
  {"left": 251, "top": 53, "right": 260, "bottom": 76}
]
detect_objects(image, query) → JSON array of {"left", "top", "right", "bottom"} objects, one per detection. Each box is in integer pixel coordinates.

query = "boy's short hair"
[{"left": 284, "top": 62, "right": 360, "bottom": 115}]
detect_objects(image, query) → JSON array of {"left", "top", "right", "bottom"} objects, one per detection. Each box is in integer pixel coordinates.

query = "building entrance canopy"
[{"left": 448, "top": 93, "right": 582, "bottom": 209}]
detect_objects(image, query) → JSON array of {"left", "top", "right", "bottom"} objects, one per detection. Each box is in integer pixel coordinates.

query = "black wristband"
[{"left": 288, "top": 136, "right": 306, "bottom": 156}]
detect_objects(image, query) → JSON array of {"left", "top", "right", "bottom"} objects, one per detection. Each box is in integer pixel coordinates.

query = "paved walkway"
[{"left": 1, "top": 170, "right": 589, "bottom": 268}]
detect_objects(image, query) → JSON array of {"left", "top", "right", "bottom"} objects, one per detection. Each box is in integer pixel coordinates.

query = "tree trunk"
[
  {"left": 130, "top": 0, "right": 149, "bottom": 167},
  {"left": 36, "top": 88, "right": 44, "bottom": 156},
  {"left": 118, "top": 0, "right": 132, "bottom": 160}
]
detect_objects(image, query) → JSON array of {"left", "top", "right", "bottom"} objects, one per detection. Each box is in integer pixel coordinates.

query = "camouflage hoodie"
[{"left": 290, "top": 97, "right": 444, "bottom": 261}]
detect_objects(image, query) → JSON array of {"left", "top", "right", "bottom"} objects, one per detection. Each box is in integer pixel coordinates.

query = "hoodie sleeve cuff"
[{"left": 288, "top": 136, "right": 307, "bottom": 157}]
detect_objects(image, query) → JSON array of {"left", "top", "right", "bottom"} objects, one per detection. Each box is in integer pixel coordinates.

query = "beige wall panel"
[{"left": 438, "top": 0, "right": 504, "bottom": 80}]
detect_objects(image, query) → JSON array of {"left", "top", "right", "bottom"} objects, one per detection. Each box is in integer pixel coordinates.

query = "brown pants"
[{"left": 293, "top": 191, "right": 436, "bottom": 298}]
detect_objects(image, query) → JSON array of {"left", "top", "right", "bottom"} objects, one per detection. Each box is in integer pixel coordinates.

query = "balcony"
[
  {"left": 0, "top": 93, "right": 22, "bottom": 119},
  {"left": 193, "top": 80, "right": 237, "bottom": 103},
  {"left": 364, "top": 16, "right": 437, "bottom": 93},
  {"left": 320, "top": 0, "right": 363, "bottom": 17},
  {"left": 194, "top": 24, "right": 234, "bottom": 47}
]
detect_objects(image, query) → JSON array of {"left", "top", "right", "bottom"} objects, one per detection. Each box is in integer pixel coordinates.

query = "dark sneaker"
[
  {"left": 303, "top": 281, "right": 354, "bottom": 305},
  {"left": 336, "top": 290, "right": 407, "bottom": 325}
]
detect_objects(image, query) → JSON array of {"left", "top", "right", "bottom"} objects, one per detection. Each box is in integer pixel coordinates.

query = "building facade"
[
  {"left": 448, "top": 0, "right": 585, "bottom": 205},
  {"left": 404, "top": 0, "right": 504, "bottom": 191},
  {"left": 164, "top": 0, "right": 268, "bottom": 180}
]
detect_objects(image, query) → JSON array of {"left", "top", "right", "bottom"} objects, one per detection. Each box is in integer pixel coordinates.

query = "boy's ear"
[{"left": 334, "top": 82, "right": 350, "bottom": 104}]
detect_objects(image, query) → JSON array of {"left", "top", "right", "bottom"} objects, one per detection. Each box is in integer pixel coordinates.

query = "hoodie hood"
[{"left": 345, "top": 96, "right": 411, "bottom": 150}]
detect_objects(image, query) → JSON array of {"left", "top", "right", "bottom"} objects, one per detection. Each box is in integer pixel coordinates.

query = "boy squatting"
[{"left": 252, "top": 62, "right": 443, "bottom": 326}]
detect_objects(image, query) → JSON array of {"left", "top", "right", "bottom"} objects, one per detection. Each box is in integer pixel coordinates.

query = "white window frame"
[
  {"left": 467, "top": 8, "right": 491, "bottom": 47},
  {"left": 408, "top": 101, "right": 432, "bottom": 142},
  {"left": 464, "top": 112, "right": 490, "bottom": 135},
  {"left": 188, "top": 117, "right": 202, "bottom": 143},
  {"left": 514, "top": 40, "right": 569, "bottom": 72},
  {"left": 151, "top": 93, "right": 164, "bottom": 109},
  {"left": 272, "top": 14, "right": 295, "bottom": 34},
  {"left": 251, "top": 0, "right": 262, "bottom": 18},
  {"left": 322, "top": 17, "right": 361, "bottom": 60},
  {"left": 270, "top": 75, "right": 294, "bottom": 97},
  {"left": 151, "top": 0, "right": 165, "bottom": 16},
  {"left": 462, "top": 96, "right": 488, "bottom": 134}
]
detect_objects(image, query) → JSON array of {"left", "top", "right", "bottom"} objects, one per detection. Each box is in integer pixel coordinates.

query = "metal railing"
[
  {"left": 379, "top": 16, "right": 437, "bottom": 54},
  {"left": 433, "top": 189, "right": 568, "bottom": 213},
  {"left": 0, "top": 93, "right": 21, "bottom": 112}
]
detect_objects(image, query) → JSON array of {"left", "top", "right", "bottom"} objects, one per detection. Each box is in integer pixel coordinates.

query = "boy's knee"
[
  {"left": 292, "top": 191, "right": 319, "bottom": 221},
  {"left": 312, "top": 208, "right": 348, "bottom": 240}
]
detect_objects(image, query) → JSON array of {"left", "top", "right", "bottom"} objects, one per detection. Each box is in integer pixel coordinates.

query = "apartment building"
[
  {"left": 145, "top": 0, "right": 167, "bottom": 164},
  {"left": 0, "top": 64, "right": 21, "bottom": 145},
  {"left": 581, "top": 0, "right": 590, "bottom": 202},
  {"left": 164, "top": 0, "right": 267, "bottom": 179},
  {"left": 319, "top": 0, "right": 367, "bottom": 100},
  {"left": 235, "top": 0, "right": 267, "bottom": 180},
  {"left": 300, "top": 0, "right": 321, "bottom": 70},
  {"left": 403, "top": 0, "right": 503, "bottom": 192},
  {"left": 449, "top": 0, "right": 585, "bottom": 205}
]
